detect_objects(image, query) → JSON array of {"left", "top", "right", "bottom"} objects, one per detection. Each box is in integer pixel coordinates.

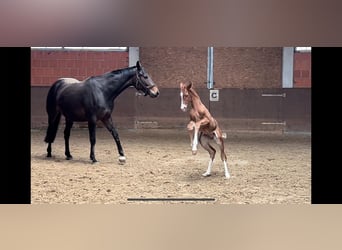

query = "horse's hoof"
[
  {"left": 46, "top": 154, "right": 51, "bottom": 158},
  {"left": 192, "top": 150, "right": 197, "bottom": 155},
  {"left": 202, "top": 172, "right": 211, "bottom": 177},
  {"left": 225, "top": 174, "right": 231, "bottom": 179},
  {"left": 66, "top": 156, "right": 73, "bottom": 160},
  {"left": 118, "top": 156, "right": 126, "bottom": 164}
]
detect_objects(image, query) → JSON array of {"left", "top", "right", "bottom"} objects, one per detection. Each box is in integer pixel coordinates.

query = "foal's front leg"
[
  {"left": 192, "top": 118, "right": 210, "bottom": 155},
  {"left": 187, "top": 121, "right": 195, "bottom": 148},
  {"left": 192, "top": 125, "right": 199, "bottom": 155}
]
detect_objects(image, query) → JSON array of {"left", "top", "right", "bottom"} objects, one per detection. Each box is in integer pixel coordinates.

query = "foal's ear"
[{"left": 186, "top": 81, "right": 193, "bottom": 90}]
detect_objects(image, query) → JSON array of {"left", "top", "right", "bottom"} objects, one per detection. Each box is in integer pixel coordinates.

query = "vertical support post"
[
  {"left": 207, "top": 47, "right": 214, "bottom": 89},
  {"left": 129, "top": 47, "right": 139, "bottom": 67},
  {"left": 282, "top": 47, "right": 294, "bottom": 88},
  {"left": 129, "top": 47, "right": 140, "bottom": 128}
]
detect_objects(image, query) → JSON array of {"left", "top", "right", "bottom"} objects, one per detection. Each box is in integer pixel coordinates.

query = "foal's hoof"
[{"left": 118, "top": 156, "right": 126, "bottom": 164}]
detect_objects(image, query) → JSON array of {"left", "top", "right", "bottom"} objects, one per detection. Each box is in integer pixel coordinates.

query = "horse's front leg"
[
  {"left": 88, "top": 121, "right": 97, "bottom": 163},
  {"left": 102, "top": 118, "right": 126, "bottom": 164},
  {"left": 64, "top": 119, "right": 73, "bottom": 160}
]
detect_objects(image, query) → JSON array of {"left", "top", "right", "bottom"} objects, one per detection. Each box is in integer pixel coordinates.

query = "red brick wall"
[
  {"left": 294, "top": 52, "right": 311, "bottom": 88},
  {"left": 31, "top": 49, "right": 129, "bottom": 86},
  {"left": 214, "top": 47, "right": 282, "bottom": 88},
  {"left": 140, "top": 47, "right": 207, "bottom": 88},
  {"left": 140, "top": 47, "right": 282, "bottom": 88}
]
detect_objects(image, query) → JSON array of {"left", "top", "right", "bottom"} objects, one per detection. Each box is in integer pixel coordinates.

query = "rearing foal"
[{"left": 180, "top": 81, "right": 230, "bottom": 178}]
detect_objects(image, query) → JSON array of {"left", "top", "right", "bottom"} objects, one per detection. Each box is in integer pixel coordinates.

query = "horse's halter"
[{"left": 134, "top": 68, "right": 156, "bottom": 96}]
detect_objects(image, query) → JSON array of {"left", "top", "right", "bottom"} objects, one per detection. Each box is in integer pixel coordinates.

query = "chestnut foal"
[{"left": 180, "top": 81, "right": 230, "bottom": 179}]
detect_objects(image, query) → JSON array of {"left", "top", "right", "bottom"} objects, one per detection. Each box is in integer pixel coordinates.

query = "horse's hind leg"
[
  {"left": 45, "top": 112, "right": 61, "bottom": 158},
  {"left": 88, "top": 120, "right": 98, "bottom": 163},
  {"left": 199, "top": 134, "right": 216, "bottom": 177},
  {"left": 47, "top": 143, "right": 52, "bottom": 158},
  {"left": 64, "top": 119, "right": 73, "bottom": 160}
]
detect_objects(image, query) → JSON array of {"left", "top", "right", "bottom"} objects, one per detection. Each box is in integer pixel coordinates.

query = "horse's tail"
[{"left": 44, "top": 80, "right": 63, "bottom": 143}]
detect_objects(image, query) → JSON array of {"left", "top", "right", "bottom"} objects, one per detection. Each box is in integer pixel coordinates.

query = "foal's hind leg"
[
  {"left": 64, "top": 119, "right": 73, "bottom": 160},
  {"left": 199, "top": 134, "right": 216, "bottom": 177},
  {"left": 217, "top": 137, "right": 230, "bottom": 179}
]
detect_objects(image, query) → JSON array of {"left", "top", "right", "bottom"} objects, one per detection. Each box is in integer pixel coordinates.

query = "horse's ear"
[
  {"left": 186, "top": 81, "right": 193, "bottom": 90},
  {"left": 136, "top": 61, "right": 142, "bottom": 70}
]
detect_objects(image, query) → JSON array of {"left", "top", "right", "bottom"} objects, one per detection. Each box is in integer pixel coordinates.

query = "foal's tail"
[
  {"left": 44, "top": 80, "right": 63, "bottom": 143},
  {"left": 214, "top": 131, "right": 227, "bottom": 140}
]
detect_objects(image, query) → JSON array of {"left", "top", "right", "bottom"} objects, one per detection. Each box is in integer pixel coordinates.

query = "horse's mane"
[
  {"left": 110, "top": 66, "right": 136, "bottom": 74},
  {"left": 95, "top": 66, "right": 137, "bottom": 79}
]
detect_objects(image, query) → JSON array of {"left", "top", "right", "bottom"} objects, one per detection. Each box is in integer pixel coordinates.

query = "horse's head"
[
  {"left": 135, "top": 61, "right": 159, "bottom": 98},
  {"left": 179, "top": 81, "right": 193, "bottom": 112}
]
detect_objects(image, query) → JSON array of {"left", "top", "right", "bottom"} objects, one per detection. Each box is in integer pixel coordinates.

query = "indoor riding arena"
[{"left": 30, "top": 47, "right": 311, "bottom": 204}]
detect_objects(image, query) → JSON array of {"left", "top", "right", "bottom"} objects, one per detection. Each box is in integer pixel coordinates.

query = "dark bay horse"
[
  {"left": 44, "top": 61, "right": 159, "bottom": 164},
  {"left": 180, "top": 81, "right": 230, "bottom": 178}
]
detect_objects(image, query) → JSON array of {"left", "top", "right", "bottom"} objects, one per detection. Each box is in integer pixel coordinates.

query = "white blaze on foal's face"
[
  {"left": 180, "top": 91, "right": 188, "bottom": 112},
  {"left": 180, "top": 82, "right": 190, "bottom": 112}
]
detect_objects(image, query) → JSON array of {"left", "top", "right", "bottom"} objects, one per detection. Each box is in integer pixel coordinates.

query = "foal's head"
[
  {"left": 135, "top": 61, "right": 160, "bottom": 98},
  {"left": 179, "top": 81, "right": 193, "bottom": 112}
]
